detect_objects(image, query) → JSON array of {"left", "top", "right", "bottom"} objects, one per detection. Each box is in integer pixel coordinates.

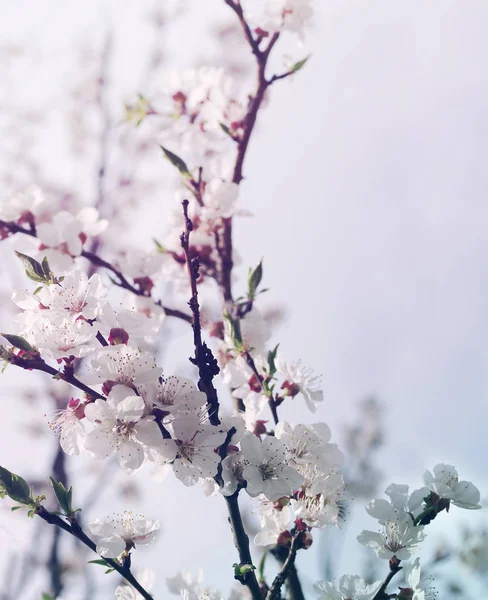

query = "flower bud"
[
  {"left": 277, "top": 530, "right": 292, "bottom": 547},
  {"left": 108, "top": 328, "right": 129, "bottom": 345}
]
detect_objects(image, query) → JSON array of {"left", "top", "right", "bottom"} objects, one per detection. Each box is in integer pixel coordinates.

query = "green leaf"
[
  {"left": 248, "top": 261, "right": 263, "bottom": 299},
  {"left": 219, "top": 122, "right": 233, "bottom": 138},
  {"left": 161, "top": 146, "right": 191, "bottom": 178},
  {"left": 0, "top": 467, "right": 33, "bottom": 505},
  {"left": 88, "top": 559, "right": 111, "bottom": 567},
  {"left": 267, "top": 344, "right": 280, "bottom": 377},
  {"left": 41, "top": 256, "right": 53, "bottom": 280},
  {"left": 1, "top": 334, "right": 36, "bottom": 353},
  {"left": 15, "top": 251, "right": 51, "bottom": 283},
  {"left": 224, "top": 312, "right": 243, "bottom": 348},
  {"left": 42, "top": 594, "right": 54, "bottom": 600},
  {"left": 153, "top": 238, "right": 166, "bottom": 253},
  {"left": 49, "top": 477, "right": 72, "bottom": 515},
  {"left": 290, "top": 55, "right": 310, "bottom": 74}
]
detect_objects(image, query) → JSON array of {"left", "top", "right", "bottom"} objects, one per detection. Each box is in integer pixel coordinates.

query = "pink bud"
[
  {"left": 134, "top": 276, "right": 154, "bottom": 295},
  {"left": 253, "top": 420, "right": 268, "bottom": 438},
  {"left": 299, "top": 531, "right": 313, "bottom": 550},
  {"left": 277, "top": 530, "right": 292, "bottom": 547},
  {"left": 108, "top": 328, "right": 129, "bottom": 345}
]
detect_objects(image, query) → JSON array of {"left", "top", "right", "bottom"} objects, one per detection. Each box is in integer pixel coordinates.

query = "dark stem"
[
  {"left": 266, "top": 533, "right": 302, "bottom": 600},
  {"left": 244, "top": 351, "right": 279, "bottom": 425},
  {"left": 10, "top": 355, "right": 106, "bottom": 401},
  {"left": 180, "top": 200, "right": 221, "bottom": 425},
  {"left": 270, "top": 545, "right": 306, "bottom": 600},
  {"left": 372, "top": 560, "right": 402, "bottom": 600},
  {"left": 0, "top": 219, "right": 191, "bottom": 324},
  {"left": 36, "top": 508, "right": 153, "bottom": 600},
  {"left": 224, "top": 492, "right": 263, "bottom": 600}
]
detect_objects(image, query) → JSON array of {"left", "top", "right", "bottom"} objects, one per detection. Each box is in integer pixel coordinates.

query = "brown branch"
[
  {"left": 225, "top": 492, "right": 263, "bottom": 600},
  {"left": 0, "top": 219, "right": 192, "bottom": 324},
  {"left": 270, "top": 545, "right": 306, "bottom": 600},
  {"left": 36, "top": 507, "right": 154, "bottom": 600},
  {"left": 180, "top": 200, "right": 221, "bottom": 425},
  {"left": 372, "top": 558, "right": 402, "bottom": 600},
  {"left": 9, "top": 354, "right": 106, "bottom": 401},
  {"left": 244, "top": 350, "right": 279, "bottom": 425},
  {"left": 266, "top": 533, "right": 302, "bottom": 600}
]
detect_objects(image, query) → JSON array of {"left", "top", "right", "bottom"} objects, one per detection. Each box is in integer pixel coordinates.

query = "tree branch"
[
  {"left": 266, "top": 533, "right": 302, "bottom": 600},
  {"left": 36, "top": 507, "right": 153, "bottom": 600},
  {"left": 0, "top": 219, "right": 192, "bottom": 324},
  {"left": 9, "top": 354, "right": 106, "bottom": 401},
  {"left": 225, "top": 492, "right": 263, "bottom": 600},
  {"left": 180, "top": 199, "right": 221, "bottom": 425}
]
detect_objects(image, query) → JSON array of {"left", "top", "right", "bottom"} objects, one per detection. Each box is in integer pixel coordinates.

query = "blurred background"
[{"left": 1, "top": 0, "right": 488, "bottom": 598}]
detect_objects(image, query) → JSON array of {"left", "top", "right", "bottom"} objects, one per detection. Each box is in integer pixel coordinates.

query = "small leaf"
[
  {"left": 33, "top": 286, "right": 43, "bottom": 295},
  {"left": 267, "top": 343, "right": 280, "bottom": 376},
  {"left": 224, "top": 312, "right": 243, "bottom": 347},
  {"left": 161, "top": 146, "right": 191, "bottom": 178},
  {"left": 88, "top": 559, "right": 111, "bottom": 567},
  {"left": 104, "top": 568, "right": 115, "bottom": 574},
  {"left": 290, "top": 55, "right": 310, "bottom": 74},
  {"left": 153, "top": 238, "right": 166, "bottom": 253},
  {"left": 0, "top": 467, "right": 33, "bottom": 505},
  {"left": 248, "top": 261, "right": 263, "bottom": 299},
  {"left": 219, "top": 122, "right": 234, "bottom": 138},
  {"left": 41, "top": 256, "right": 53, "bottom": 280},
  {"left": 42, "top": 594, "right": 54, "bottom": 600},
  {"left": 1, "top": 334, "right": 36, "bottom": 353},
  {"left": 15, "top": 251, "right": 50, "bottom": 283},
  {"left": 49, "top": 477, "right": 72, "bottom": 515}
]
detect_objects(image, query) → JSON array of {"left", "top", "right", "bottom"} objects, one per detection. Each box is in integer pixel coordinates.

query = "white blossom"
[
  {"left": 366, "top": 483, "right": 427, "bottom": 524},
  {"left": 88, "top": 344, "right": 162, "bottom": 389},
  {"left": 27, "top": 317, "right": 97, "bottom": 360},
  {"left": 84, "top": 385, "right": 162, "bottom": 472},
  {"left": 276, "top": 354, "right": 323, "bottom": 412},
  {"left": 254, "top": 500, "right": 292, "bottom": 546},
  {"left": 0, "top": 186, "right": 44, "bottom": 222},
  {"left": 36, "top": 271, "right": 107, "bottom": 321},
  {"left": 402, "top": 558, "right": 437, "bottom": 600},
  {"left": 423, "top": 464, "right": 481, "bottom": 510},
  {"left": 220, "top": 452, "right": 248, "bottom": 496},
  {"left": 276, "top": 421, "right": 344, "bottom": 471},
  {"left": 49, "top": 398, "right": 86, "bottom": 456},
  {"left": 357, "top": 513, "right": 425, "bottom": 560},
  {"left": 141, "top": 376, "right": 206, "bottom": 417},
  {"left": 154, "top": 417, "right": 226, "bottom": 486},
  {"left": 88, "top": 511, "right": 159, "bottom": 558},
  {"left": 240, "top": 433, "right": 303, "bottom": 501},
  {"left": 37, "top": 207, "right": 107, "bottom": 257},
  {"left": 313, "top": 575, "right": 382, "bottom": 600}
]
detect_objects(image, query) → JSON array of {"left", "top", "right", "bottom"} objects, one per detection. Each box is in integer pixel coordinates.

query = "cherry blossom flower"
[
  {"left": 240, "top": 433, "right": 304, "bottom": 501},
  {"left": 293, "top": 467, "right": 346, "bottom": 527},
  {"left": 276, "top": 421, "right": 344, "bottom": 471},
  {"left": 201, "top": 180, "right": 239, "bottom": 221},
  {"left": 141, "top": 376, "right": 206, "bottom": 418},
  {"left": 254, "top": 500, "right": 292, "bottom": 546},
  {"left": 220, "top": 452, "right": 248, "bottom": 496},
  {"left": 88, "top": 344, "right": 162, "bottom": 389},
  {"left": 314, "top": 575, "right": 382, "bottom": 600},
  {"left": 27, "top": 317, "right": 97, "bottom": 360},
  {"left": 248, "top": 0, "right": 314, "bottom": 38},
  {"left": 400, "top": 558, "right": 437, "bottom": 600},
  {"left": 366, "top": 483, "right": 427, "bottom": 524},
  {"left": 37, "top": 207, "right": 108, "bottom": 257},
  {"left": 0, "top": 185, "right": 44, "bottom": 222},
  {"left": 423, "top": 464, "right": 481, "bottom": 510},
  {"left": 154, "top": 417, "right": 226, "bottom": 485},
  {"left": 36, "top": 271, "right": 107, "bottom": 321},
  {"left": 357, "top": 513, "right": 425, "bottom": 560},
  {"left": 276, "top": 354, "right": 323, "bottom": 412},
  {"left": 88, "top": 511, "right": 159, "bottom": 558},
  {"left": 84, "top": 385, "right": 162, "bottom": 472},
  {"left": 49, "top": 398, "right": 86, "bottom": 456},
  {"left": 98, "top": 302, "right": 162, "bottom": 343}
]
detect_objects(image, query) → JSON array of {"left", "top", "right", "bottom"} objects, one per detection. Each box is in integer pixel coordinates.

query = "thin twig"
[
  {"left": 0, "top": 220, "right": 191, "bottom": 324},
  {"left": 266, "top": 532, "right": 302, "bottom": 600},
  {"left": 225, "top": 492, "right": 263, "bottom": 600},
  {"left": 180, "top": 200, "right": 221, "bottom": 425},
  {"left": 36, "top": 508, "right": 154, "bottom": 600},
  {"left": 9, "top": 355, "right": 106, "bottom": 401}
]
